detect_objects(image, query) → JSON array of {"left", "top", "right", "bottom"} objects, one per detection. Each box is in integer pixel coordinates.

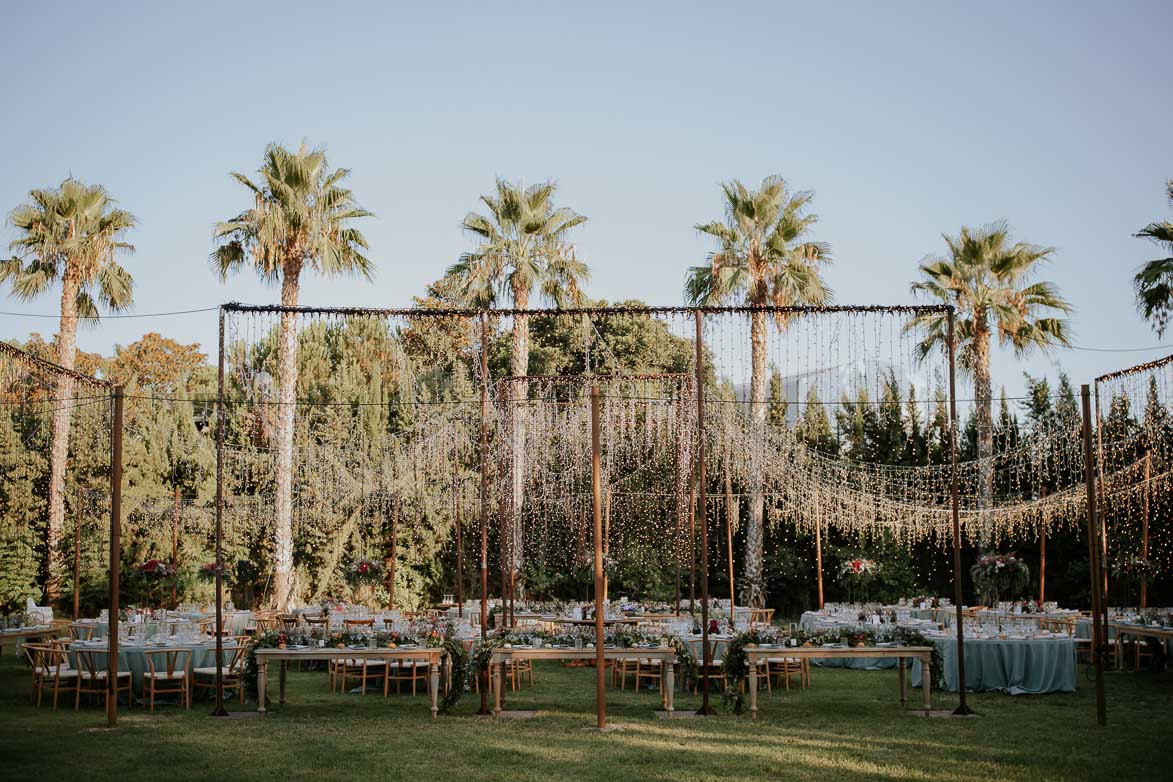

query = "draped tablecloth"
[
  {"left": 911, "top": 636, "right": 1076, "bottom": 694},
  {"left": 797, "top": 614, "right": 900, "bottom": 669},
  {"left": 69, "top": 640, "right": 238, "bottom": 696}
]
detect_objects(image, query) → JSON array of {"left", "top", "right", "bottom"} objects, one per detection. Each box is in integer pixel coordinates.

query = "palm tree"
[
  {"left": 685, "top": 176, "right": 832, "bottom": 609},
  {"left": 1, "top": 178, "right": 136, "bottom": 602},
  {"left": 907, "top": 222, "right": 1071, "bottom": 536},
  {"left": 446, "top": 179, "right": 588, "bottom": 593},
  {"left": 1132, "top": 180, "right": 1173, "bottom": 336},
  {"left": 212, "top": 142, "right": 373, "bottom": 610}
]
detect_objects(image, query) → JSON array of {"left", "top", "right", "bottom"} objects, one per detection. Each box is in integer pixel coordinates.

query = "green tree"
[
  {"left": 796, "top": 386, "right": 837, "bottom": 454},
  {"left": 1, "top": 179, "right": 135, "bottom": 602},
  {"left": 907, "top": 222, "right": 1071, "bottom": 539},
  {"left": 1132, "top": 180, "right": 1173, "bottom": 336},
  {"left": 212, "top": 142, "right": 373, "bottom": 609},
  {"left": 447, "top": 179, "right": 588, "bottom": 592},
  {"left": 685, "top": 176, "right": 832, "bottom": 607},
  {"left": 767, "top": 369, "right": 788, "bottom": 430}
]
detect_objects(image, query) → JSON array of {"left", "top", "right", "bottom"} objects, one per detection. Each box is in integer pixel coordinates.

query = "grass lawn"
[{"left": 2, "top": 651, "right": 1171, "bottom": 781}]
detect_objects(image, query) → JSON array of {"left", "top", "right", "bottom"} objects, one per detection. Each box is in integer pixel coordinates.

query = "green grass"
[{"left": 2, "top": 652, "right": 1171, "bottom": 781}]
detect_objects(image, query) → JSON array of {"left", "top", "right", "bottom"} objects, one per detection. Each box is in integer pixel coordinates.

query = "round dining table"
[{"left": 911, "top": 635, "right": 1076, "bottom": 694}]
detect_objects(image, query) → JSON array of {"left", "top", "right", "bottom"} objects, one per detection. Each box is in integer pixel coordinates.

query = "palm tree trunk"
[
  {"left": 509, "top": 282, "right": 529, "bottom": 598},
  {"left": 745, "top": 309, "right": 768, "bottom": 609},
  {"left": 973, "top": 316, "right": 993, "bottom": 548},
  {"left": 273, "top": 269, "right": 301, "bottom": 609},
  {"left": 45, "top": 272, "right": 80, "bottom": 604}
]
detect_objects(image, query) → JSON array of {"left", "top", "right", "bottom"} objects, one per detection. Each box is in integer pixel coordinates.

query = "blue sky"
[{"left": 2, "top": 0, "right": 1171, "bottom": 399}]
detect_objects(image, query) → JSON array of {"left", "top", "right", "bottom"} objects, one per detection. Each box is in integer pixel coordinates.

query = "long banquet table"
[
  {"left": 489, "top": 646, "right": 678, "bottom": 717},
  {"left": 745, "top": 645, "right": 934, "bottom": 719},
  {"left": 255, "top": 646, "right": 447, "bottom": 718},
  {"left": 68, "top": 638, "right": 239, "bottom": 697},
  {"left": 0, "top": 625, "right": 56, "bottom": 652},
  {"left": 911, "top": 636, "right": 1076, "bottom": 694}
]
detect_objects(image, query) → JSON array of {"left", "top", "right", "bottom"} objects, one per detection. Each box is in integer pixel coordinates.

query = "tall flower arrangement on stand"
[
  {"left": 133, "top": 559, "right": 178, "bottom": 606},
  {"left": 345, "top": 558, "right": 385, "bottom": 606},
  {"left": 970, "top": 553, "right": 1030, "bottom": 607},
  {"left": 838, "top": 558, "right": 880, "bottom": 603}
]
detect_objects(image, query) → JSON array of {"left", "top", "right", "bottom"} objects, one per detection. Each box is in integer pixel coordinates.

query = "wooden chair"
[
  {"left": 279, "top": 614, "right": 301, "bottom": 631},
  {"left": 192, "top": 637, "right": 251, "bottom": 704},
  {"left": 338, "top": 655, "right": 388, "bottom": 695},
  {"left": 144, "top": 648, "right": 191, "bottom": 711},
  {"left": 252, "top": 617, "right": 278, "bottom": 636},
  {"left": 74, "top": 649, "right": 132, "bottom": 711},
  {"left": 23, "top": 642, "right": 78, "bottom": 708},
  {"left": 634, "top": 657, "right": 663, "bottom": 693},
  {"left": 691, "top": 639, "right": 725, "bottom": 694},
  {"left": 766, "top": 655, "right": 807, "bottom": 691},
  {"left": 749, "top": 608, "right": 775, "bottom": 626},
  {"left": 508, "top": 657, "right": 534, "bottom": 691},
  {"left": 69, "top": 623, "right": 95, "bottom": 641},
  {"left": 343, "top": 618, "right": 375, "bottom": 630},
  {"left": 384, "top": 655, "right": 428, "bottom": 696}
]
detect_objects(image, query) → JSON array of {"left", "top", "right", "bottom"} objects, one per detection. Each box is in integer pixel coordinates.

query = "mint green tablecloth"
[
  {"left": 69, "top": 640, "right": 238, "bottom": 697},
  {"left": 911, "top": 637, "right": 1076, "bottom": 694}
]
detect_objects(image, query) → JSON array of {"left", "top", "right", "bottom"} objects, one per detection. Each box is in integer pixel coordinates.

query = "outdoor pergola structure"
[
  {"left": 208, "top": 301, "right": 983, "bottom": 718},
  {"left": 0, "top": 340, "right": 124, "bottom": 728}
]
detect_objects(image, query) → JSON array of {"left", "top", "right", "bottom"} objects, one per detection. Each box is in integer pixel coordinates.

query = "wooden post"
[
  {"left": 478, "top": 314, "right": 490, "bottom": 714},
  {"left": 1082, "top": 384, "right": 1107, "bottom": 726},
  {"left": 815, "top": 518, "right": 825, "bottom": 611},
  {"left": 1039, "top": 487, "right": 1048, "bottom": 603},
  {"left": 694, "top": 310, "right": 715, "bottom": 715},
  {"left": 947, "top": 311, "right": 973, "bottom": 716},
  {"left": 591, "top": 385, "right": 606, "bottom": 729},
  {"left": 1141, "top": 449, "right": 1150, "bottom": 609},
  {"left": 171, "top": 485, "right": 180, "bottom": 609},
  {"left": 723, "top": 439, "right": 736, "bottom": 628},
  {"left": 106, "top": 385, "right": 124, "bottom": 728},
  {"left": 73, "top": 484, "right": 82, "bottom": 621}
]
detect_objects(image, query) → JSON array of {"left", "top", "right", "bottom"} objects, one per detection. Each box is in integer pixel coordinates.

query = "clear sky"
[{"left": 2, "top": 0, "right": 1171, "bottom": 400}]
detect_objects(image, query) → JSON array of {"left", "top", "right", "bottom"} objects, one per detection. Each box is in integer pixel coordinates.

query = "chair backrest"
[
  {"left": 253, "top": 617, "right": 278, "bottom": 634},
  {"left": 145, "top": 648, "right": 191, "bottom": 677},
  {"left": 74, "top": 649, "right": 110, "bottom": 678},
  {"left": 344, "top": 618, "right": 374, "bottom": 629},
  {"left": 279, "top": 614, "right": 301, "bottom": 630},
  {"left": 304, "top": 616, "right": 327, "bottom": 627},
  {"left": 25, "top": 642, "right": 69, "bottom": 675},
  {"left": 226, "top": 637, "right": 251, "bottom": 673},
  {"left": 69, "top": 623, "right": 95, "bottom": 641}
]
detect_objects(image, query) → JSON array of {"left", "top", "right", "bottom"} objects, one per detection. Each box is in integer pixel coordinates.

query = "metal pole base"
[
  {"left": 951, "top": 704, "right": 976, "bottom": 716},
  {"left": 210, "top": 706, "right": 230, "bottom": 717}
]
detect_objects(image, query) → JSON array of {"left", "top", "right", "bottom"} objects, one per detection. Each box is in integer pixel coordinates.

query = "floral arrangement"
[
  {"left": 197, "top": 562, "right": 222, "bottom": 583},
  {"left": 345, "top": 558, "right": 385, "bottom": 587},
  {"left": 838, "top": 558, "right": 881, "bottom": 582},
  {"left": 971, "top": 553, "right": 1030, "bottom": 605},
  {"left": 134, "top": 559, "right": 177, "bottom": 581},
  {"left": 1111, "top": 555, "right": 1156, "bottom": 583}
]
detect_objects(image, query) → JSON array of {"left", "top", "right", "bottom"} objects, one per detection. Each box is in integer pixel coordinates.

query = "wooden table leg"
[
  {"left": 922, "top": 653, "right": 932, "bottom": 712},
  {"left": 257, "top": 659, "right": 267, "bottom": 714},
  {"left": 493, "top": 658, "right": 503, "bottom": 717},
  {"left": 279, "top": 660, "right": 287, "bottom": 705},
  {"left": 665, "top": 659, "right": 675, "bottom": 713},
  {"left": 430, "top": 659, "right": 440, "bottom": 719},
  {"left": 749, "top": 656, "right": 758, "bottom": 719},
  {"left": 898, "top": 656, "right": 906, "bottom": 706}
]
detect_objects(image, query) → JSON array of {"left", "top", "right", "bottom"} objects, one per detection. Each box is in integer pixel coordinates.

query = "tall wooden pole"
[
  {"left": 1081, "top": 384, "right": 1107, "bottom": 726},
  {"left": 947, "top": 311, "right": 972, "bottom": 716},
  {"left": 815, "top": 520, "right": 825, "bottom": 611},
  {"left": 591, "top": 385, "right": 606, "bottom": 729},
  {"left": 722, "top": 440, "right": 736, "bottom": 628},
  {"left": 694, "top": 310, "right": 715, "bottom": 715},
  {"left": 106, "top": 385, "right": 124, "bottom": 728},
  {"left": 478, "top": 314, "right": 490, "bottom": 714},
  {"left": 1141, "top": 448, "right": 1151, "bottom": 609},
  {"left": 73, "top": 484, "right": 82, "bottom": 621},
  {"left": 171, "top": 485, "right": 180, "bottom": 609},
  {"left": 211, "top": 307, "right": 227, "bottom": 717}
]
